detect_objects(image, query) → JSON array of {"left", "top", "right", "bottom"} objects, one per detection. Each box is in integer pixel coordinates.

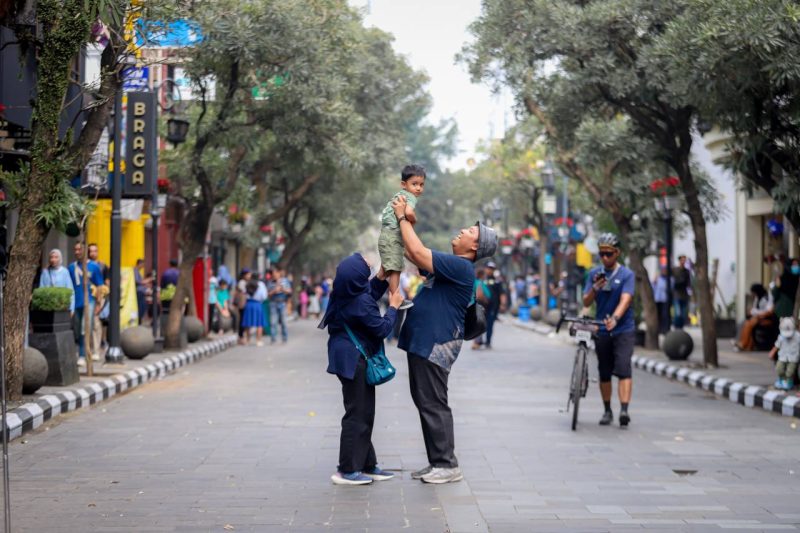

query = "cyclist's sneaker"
[
  {"left": 599, "top": 411, "right": 613, "bottom": 425},
  {"left": 364, "top": 466, "right": 394, "bottom": 481},
  {"left": 411, "top": 465, "right": 433, "bottom": 479},
  {"left": 421, "top": 467, "right": 463, "bottom": 484},
  {"left": 619, "top": 411, "right": 631, "bottom": 427},
  {"left": 331, "top": 471, "right": 373, "bottom": 485}
]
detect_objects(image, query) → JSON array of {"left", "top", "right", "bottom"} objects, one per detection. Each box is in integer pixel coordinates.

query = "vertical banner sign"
[{"left": 124, "top": 91, "right": 157, "bottom": 198}]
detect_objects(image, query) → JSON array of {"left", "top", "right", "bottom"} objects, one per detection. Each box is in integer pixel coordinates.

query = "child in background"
[
  {"left": 378, "top": 164, "right": 425, "bottom": 310},
  {"left": 770, "top": 317, "right": 800, "bottom": 390}
]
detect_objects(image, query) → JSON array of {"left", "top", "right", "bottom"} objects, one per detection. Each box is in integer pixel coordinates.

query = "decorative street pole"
[{"left": 106, "top": 89, "right": 124, "bottom": 363}]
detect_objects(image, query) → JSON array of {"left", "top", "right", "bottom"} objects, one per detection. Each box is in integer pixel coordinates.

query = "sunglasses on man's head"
[{"left": 598, "top": 251, "right": 616, "bottom": 258}]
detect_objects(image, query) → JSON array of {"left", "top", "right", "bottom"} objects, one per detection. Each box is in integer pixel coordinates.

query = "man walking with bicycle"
[{"left": 582, "top": 233, "right": 636, "bottom": 427}]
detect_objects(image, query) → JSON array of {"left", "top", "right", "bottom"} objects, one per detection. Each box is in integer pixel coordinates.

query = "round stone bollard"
[
  {"left": 663, "top": 329, "right": 694, "bottom": 360},
  {"left": 544, "top": 309, "right": 562, "bottom": 326},
  {"left": 120, "top": 326, "right": 155, "bottom": 360},
  {"left": 530, "top": 306, "right": 543, "bottom": 321},
  {"left": 186, "top": 316, "right": 204, "bottom": 343},
  {"left": 23, "top": 347, "right": 48, "bottom": 394},
  {"left": 220, "top": 314, "right": 233, "bottom": 332}
]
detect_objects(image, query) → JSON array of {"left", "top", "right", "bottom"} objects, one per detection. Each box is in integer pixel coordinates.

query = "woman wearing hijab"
[
  {"left": 39, "top": 249, "right": 75, "bottom": 313},
  {"left": 320, "top": 253, "right": 404, "bottom": 485}
]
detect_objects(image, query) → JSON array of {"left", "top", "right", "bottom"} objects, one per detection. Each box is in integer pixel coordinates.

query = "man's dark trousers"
[
  {"left": 485, "top": 308, "right": 498, "bottom": 346},
  {"left": 337, "top": 358, "right": 377, "bottom": 473},
  {"left": 407, "top": 354, "right": 458, "bottom": 468}
]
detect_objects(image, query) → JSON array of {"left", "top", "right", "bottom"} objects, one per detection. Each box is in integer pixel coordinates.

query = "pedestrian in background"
[
  {"left": 241, "top": 277, "right": 266, "bottom": 346},
  {"left": 161, "top": 259, "right": 180, "bottom": 289},
  {"left": 88, "top": 243, "right": 110, "bottom": 355},
  {"left": 472, "top": 268, "right": 490, "bottom": 350},
  {"left": 39, "top": 249, "right": 75, "bottom": 313},
  {"left": 652, "top": 266, "right": 670, "bottom": 334},
  {"left": 321, "top": 253, "right": 402, "bottom": 486},
  {"left": 68, "top": 243, "right": 104, "bottom": 366},
  {"left": 734, "top": 283, "right": 775, "bottom": 352},
  {"left": 268, "top": 268, "right": 291, "bottom": 343},
  {"left": 134, "top": 258, "right": 150, "bottom": 324},
  {"left": 484, "top": 261, "right": 507, "bottom": 349},
  {"left": 672, "top": 255, "right": 691, "bottom": 328}
]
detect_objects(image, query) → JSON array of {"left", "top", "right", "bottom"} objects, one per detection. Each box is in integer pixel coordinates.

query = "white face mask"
[{"left": 780, "top": 322, "right": 796, "bottom": 339}]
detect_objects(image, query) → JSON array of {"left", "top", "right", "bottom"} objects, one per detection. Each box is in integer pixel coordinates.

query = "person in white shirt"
[{"left": 770, "top": 317, "right": 800, "bottom": 390}]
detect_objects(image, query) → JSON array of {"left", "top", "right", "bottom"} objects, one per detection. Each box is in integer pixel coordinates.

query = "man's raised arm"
[{"left": 392, "top": 195, "right": 433, "bottom": 273}]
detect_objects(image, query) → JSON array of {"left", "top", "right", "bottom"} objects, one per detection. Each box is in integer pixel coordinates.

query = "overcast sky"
[{"left": 350, "top": 0, "right": 514, "bottom": 170}]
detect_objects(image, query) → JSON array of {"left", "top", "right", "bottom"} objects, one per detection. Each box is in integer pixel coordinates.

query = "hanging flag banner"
[{"left": 123, "top": 91, "right": 157, "bottom": 198}]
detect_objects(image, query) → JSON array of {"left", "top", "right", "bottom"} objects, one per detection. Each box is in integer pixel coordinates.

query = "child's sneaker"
[{"left": 399, "top": 299, "right": 414, "bottom": 310}]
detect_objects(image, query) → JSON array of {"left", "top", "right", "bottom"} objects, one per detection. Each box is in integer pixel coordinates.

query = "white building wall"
[{"left": 670, "top": 134, "right": 738, "bottom": 317}]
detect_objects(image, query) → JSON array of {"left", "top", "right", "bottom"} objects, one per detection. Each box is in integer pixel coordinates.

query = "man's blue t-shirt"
[
  {"left": 398, "top": 251, "right": 475, "bottom": 371},
  {"left": 68, "top": 260, "right": 104, "bottom": 309},
  {"left": 584, "top": 264, "right": 636, "bottom": 336}
]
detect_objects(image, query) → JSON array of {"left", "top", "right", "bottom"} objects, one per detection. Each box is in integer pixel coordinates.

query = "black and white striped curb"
[
  {"left": 6, "top": 335, "right": 238, "bottom": 441},
  {"left": 632, "top": 354, "right": 800, "bottom": 419}
]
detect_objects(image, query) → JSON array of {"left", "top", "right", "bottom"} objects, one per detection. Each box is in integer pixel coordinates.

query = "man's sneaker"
[
  {"left": 398, "top": 299, "right": 414, "bottom": 310},
  {"left": 331, "top": 471, "right": 373, "bottom": 486},
  {"left": 774, "top": 378, "right": 784, "bottom": 389},
  {"left": 619, "top": 411, "right": 631, "bottom": 427},
  {"left": 420, "top": 467, "right": 463, "bottom": 484},
  {"left": 410, "top": 465, "right": 433, "bottom": 480},
  {"left": 599, "top": 411, "right": 613, "bottom": 425},
  {"left": 363, "top": 466, "right": 394, "bottom": 481}
]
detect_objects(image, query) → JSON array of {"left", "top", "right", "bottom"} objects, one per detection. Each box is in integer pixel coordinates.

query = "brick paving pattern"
[{"left": 5, "top": 319, "right": 800, "bottom": 531}]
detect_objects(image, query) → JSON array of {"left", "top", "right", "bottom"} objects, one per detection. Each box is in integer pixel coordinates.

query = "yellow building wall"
[{"left": 86, "top": 199, "right": 149, "bottom": 267}]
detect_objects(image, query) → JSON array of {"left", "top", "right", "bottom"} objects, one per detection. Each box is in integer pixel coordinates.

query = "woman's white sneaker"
[{"left": 420, "top": 467, "right": 463, "bottom": 484}]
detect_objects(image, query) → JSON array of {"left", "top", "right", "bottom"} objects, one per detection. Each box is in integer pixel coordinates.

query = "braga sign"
[{"left": 124, "top": 91, "right": 157, "bottom": 197}]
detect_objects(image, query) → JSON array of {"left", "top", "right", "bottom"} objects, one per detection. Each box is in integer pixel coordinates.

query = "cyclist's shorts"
[{"left": 595, "top": 331, "right": 636, "bottom": 381}]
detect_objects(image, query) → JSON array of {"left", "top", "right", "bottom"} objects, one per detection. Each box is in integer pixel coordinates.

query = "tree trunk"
[
  {"left": 678, "top": 163, "right": 718, "bottom": 367},
  {"left": 3, "top": 206, "right": 48, "bottom": 399},
  {"left": 166, "top": 208, "right": 209, "bottom": 347},
  {"left": 628, "top": 248, "right": 659, "bottom": 350}
]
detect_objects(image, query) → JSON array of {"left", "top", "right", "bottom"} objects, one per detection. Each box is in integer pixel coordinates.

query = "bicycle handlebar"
[{"left": 555, "top": 314, "right": 606, "bottom": 334}]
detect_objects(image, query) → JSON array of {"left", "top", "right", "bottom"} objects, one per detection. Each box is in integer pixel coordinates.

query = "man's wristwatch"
[{"left": 398, "top": 215, "right": 408, "bottom": 223}]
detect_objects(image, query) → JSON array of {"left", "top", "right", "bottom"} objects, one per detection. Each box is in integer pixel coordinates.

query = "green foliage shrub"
[{"left": 31, "top": 287, "right": 72, "bottom": 311}]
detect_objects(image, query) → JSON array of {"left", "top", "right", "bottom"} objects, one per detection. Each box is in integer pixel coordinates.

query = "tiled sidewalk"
[{"left": 5, "top": 334, "right": 237, "bottom": 441}]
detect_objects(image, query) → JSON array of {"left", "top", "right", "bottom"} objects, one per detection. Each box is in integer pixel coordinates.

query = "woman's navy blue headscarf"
[{"left": 318, "top": 253, "right": 371, "bottom": 329}]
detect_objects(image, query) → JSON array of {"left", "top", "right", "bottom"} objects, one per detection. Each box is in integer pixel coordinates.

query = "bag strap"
[{"left": 343, "top": 323, "right": 384, "bottom": 359}]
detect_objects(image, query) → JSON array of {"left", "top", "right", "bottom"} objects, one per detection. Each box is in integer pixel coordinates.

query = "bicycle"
[{"left": 556, "top": 315, "right": 604, "bottom": 431}]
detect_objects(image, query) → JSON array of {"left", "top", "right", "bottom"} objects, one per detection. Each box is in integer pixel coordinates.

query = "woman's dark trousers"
[
  {"left": 338, "top": 357, "right": 377, "bottom": 473},
  {"left": 407, "top": 353, "right": 458, "bottom": 468}
]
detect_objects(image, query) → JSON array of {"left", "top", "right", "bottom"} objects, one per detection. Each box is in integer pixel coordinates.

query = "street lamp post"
[
  {"left": 106, "top": 89, "right": 125, "bottom": 363},
  {"left": 539, "top": 162, "right": 556, "bottom": 312}
]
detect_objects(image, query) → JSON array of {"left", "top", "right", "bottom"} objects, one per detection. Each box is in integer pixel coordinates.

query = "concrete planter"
[
  {"left": 28, "top": 329, "right": 79, "bottom": 387},
  {"left": 185, "top": 316, "right": 204, "bottom": 343},
  {"left": 30, "top": 310, "right": 71, "bottom": 333},
  {"left": 715, "top": 318, "right": 737, "bottom": 339}
]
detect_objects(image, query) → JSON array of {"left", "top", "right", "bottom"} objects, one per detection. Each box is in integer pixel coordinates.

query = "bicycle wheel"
[{"left": 571, "top": 347, "right": 587, "bottom": 431}]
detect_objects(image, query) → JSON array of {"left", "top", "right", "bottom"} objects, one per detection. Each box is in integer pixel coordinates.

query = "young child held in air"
[
  {"left": 379, "top": 164, "right": 426, "bottom": 310},
  {"left": 769, "top": 317, "right": 800, "bottom": 390}
]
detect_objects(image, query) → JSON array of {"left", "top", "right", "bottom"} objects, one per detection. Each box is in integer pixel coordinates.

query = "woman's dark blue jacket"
[{"left": 325, "top": 277, "right": 397, "bottom": 380}]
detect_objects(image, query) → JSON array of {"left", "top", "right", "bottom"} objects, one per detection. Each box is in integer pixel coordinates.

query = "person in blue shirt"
[
  {"left": 267, "top": 269, "right": 291, "bottom": 343},
  {"left": 652, "top": 266, "right": 670, "bottom": 334},
  {"left": 67, "top": 243, "right": 104, "bottom": 362},
  {"left": 582, "top": 232, "right": 636, "bottom": 427},
  {"left": 392, "top": 194, "right": 498, "bottom": 485},
  {"left": 320, "top": 253, "right": 403, "bottom": 486}
]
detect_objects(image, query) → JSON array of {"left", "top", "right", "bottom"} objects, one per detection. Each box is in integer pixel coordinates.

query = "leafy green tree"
[
  {"left": 463, "top": 0, "right": 723, "bottom": 365},
  {"left": 0, "top": 0, "right": 135, "bottom": 398},
  {"left": 646, "top": 0, "right": 800, "bottom": 231}
]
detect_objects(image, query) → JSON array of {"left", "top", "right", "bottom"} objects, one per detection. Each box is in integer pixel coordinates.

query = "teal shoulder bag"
[{"left": 343, "top": 324, "right": 396, "bottom": 386}]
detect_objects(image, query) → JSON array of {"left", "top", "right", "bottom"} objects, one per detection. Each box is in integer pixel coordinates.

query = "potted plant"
[
  {"left": 160, "top": 284, "right": 176, "bottom": 313},
  {"left": 715, "top": 301, "right": 737, "bottom": 339},
  {"left": 28, "top": 287, "right": 78, "bottom": 386},
  {"left": 156, "top": 178, "right": 171, "bottom": 208},
  {"left": 30, "top": 287, "right": 72, "bottom": 333}
]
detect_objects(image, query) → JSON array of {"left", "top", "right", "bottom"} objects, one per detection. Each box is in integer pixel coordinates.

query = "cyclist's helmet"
[{"left": 597, "top": 232, "right": 621, "bottom": 249}]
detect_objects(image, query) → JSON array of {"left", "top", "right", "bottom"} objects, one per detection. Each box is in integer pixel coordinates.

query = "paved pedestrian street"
[{"left": 6, "top": 320, "right": 800, "bottom": 532}]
